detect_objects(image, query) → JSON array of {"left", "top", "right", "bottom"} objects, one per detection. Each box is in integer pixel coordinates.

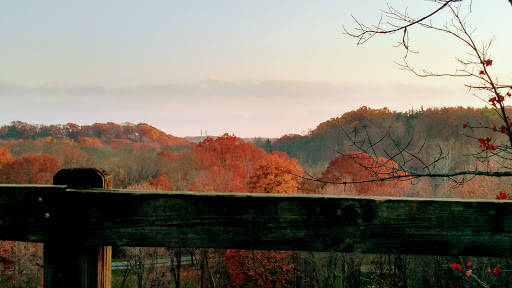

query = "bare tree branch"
[{"left": 320, "top": 0, "right": 512, "bottom": 188}]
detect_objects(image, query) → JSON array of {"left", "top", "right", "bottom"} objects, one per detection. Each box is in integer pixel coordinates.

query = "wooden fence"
[{"left": 1, "top": 168, "right": 512, "bottom": 287}]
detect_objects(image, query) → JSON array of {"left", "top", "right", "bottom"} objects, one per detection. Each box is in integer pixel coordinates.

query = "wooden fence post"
[{"left": 44, "top": 168, "right": 112, "bottom": 288}]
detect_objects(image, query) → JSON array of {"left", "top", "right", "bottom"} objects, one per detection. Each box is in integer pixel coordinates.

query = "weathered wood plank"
[
  {"left": 2, "top": 186, "right": 512, "bottom": 257},
  {"left": 0, "top": 185, "right": 67, "bottom": 242}
]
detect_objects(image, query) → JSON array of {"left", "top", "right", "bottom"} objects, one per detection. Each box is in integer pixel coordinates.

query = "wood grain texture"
[{"left": 2, "top": 185, "right": 512, "bottom": 257}]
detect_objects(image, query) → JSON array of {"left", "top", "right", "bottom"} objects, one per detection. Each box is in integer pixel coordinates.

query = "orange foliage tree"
[
  {"left": 73, "top": 137, "right": 103, "bottom": 148},
  {"left": 0, "top": 146, "right": 12, "bottom": 167},
  {"left": 151, "top": 174, "right": 174, "bottom": 191},
  {"left": 0, "top": 154, "right": 60, "bottom": 184},
  {"left": 321, "top": 152, "right": 410, "bottom": 197},
  {"left": 249, "top": 151, "right": 304, "bottom": 194}
]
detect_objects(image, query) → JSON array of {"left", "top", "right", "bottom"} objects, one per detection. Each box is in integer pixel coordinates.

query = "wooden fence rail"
[{"left": 1, "top": 168, "right": 512, "bottom": 287}]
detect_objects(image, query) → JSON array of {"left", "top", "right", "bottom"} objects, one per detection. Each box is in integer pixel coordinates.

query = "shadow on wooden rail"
[{"left": 1, "top": 168, "right": 512, "bottom": 287}]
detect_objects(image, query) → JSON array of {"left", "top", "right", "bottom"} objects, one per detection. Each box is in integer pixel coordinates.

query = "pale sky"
[{"left": 1, "top": 1, "right": 511, "bottom": 138}]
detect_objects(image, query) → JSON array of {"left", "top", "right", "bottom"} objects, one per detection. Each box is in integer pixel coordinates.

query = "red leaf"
[
  {"left": 496, "top": 192, "right": 508, "bottom": 200},
  {"left": 486, "top": 144, "right": 498, "bottom": 150},
  {"left": 451, "top": 263, "right": 463, "bottom": 271},
  {"left": 484, "top": 59, "right": 493, "bottom": 67},
  {"left": 463, "top": 123, "right": 468, "bottom": 129}
]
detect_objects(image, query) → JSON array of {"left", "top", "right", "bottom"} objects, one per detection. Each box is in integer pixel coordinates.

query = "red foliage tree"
[
  {"left": 321, "top": 152, "right": 410, "bottom": 197},
  {"left": 224, "top": 250, "right": 299, "bottom": 288},
  {"left": 190, "top": 134, "right": 266, "bottom": 192},
  {"left": 0, "top": 154, "right": 61, "bottom": 184},
  {"left": 151, "top": 174, "right": 174, "bottom": 191},
  {"left": 194, "top": 134, "right": 265, "bottom": 177}
]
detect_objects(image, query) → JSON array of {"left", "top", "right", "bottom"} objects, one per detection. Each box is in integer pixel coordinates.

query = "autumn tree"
[
  {"left": 194, "top": 133, "right": 265, "bottom": 177},
  {"left": 0, "top": 154, "right": 60, "bottom": 185},
  {"left": 249, "top": 151, "right": 304, "bottom": 194},
  {"left": 190, "top": 134, "right": 265, "bottom": 192},
  {"left": 321, "top": 152, "right": 410, "bottom": 197},
  {"left": 0, "top": 146, "right": 12, "bottom": 167},
  {"left": 151, "top": 174, "right": 174, "bottom": 191},
  {"left": 224, "top": 250, "right": 299, "bottom": 288}
]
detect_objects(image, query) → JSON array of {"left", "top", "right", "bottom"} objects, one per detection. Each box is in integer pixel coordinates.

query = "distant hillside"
[
  {"left": 269, "top": 106, "right": 507, "bottom": 172},
  {"left": 3, "top": 106, "right": 506, "bottom": 173},
  {"left": 0, "top": 121, "right": 193, "bottom": 147}
]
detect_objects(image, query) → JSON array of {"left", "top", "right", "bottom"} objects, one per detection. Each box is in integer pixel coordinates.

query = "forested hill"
[
  {"left": 266, "top": 106, "right": 507, "bottom": 172},
  {"left": 1, "top": 106, "right": 507, "bottom": 174},
  {"left": 0, "top": 121, "right": 192, "bottom": 147}
]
